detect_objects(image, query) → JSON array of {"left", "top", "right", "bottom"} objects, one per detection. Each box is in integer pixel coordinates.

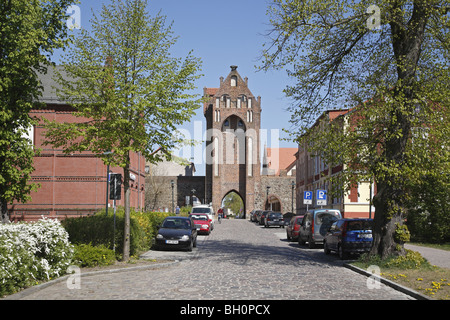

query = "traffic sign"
[
  {"left": 303, "top": 191, "right": 312, "bottom": 205},
  {"left": 316, "top": 189, "right": 327, "bottom": 206}
]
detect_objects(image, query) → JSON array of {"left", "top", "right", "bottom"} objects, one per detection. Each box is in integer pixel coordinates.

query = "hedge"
[
  {"left": 0, "top": 218, "right": 74, "bottom": 297},
  {"left": 62, "top": 208, "right": 172, "bottom": 257}
]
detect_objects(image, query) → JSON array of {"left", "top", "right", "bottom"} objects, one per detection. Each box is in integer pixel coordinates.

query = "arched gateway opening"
[
  {"left": 265, "top": 194, "right": 282, "bottom": 212},
  {"left": 221, "top": 190, "right": 245, "bottom": 219}
]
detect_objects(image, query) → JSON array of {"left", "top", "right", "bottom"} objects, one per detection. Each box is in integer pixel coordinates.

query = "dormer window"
[{"left": 231, "top": 75, "right": 237, "bottom": 87}]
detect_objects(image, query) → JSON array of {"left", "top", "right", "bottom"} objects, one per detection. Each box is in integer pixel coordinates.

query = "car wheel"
[
  {"left": 287, "top": 233, "right": 291, "bottom": 241},
  {"left": 187, "top": 239, "right": 193, "bottom": 252},
  {"left": 308, "top": 236, "right": 315, "bottom": 249},
  {"left": 298, "top": 236, "right": 305, "bottom": 245},
  {"left": 193, "top": 236, "right": 197, "bottom": 248},
  {"left": 338, "top": 245, "right": 348, "bottom": 260},
  {"left": 324, "top": 241, "right": 330, "bottom": 255}
]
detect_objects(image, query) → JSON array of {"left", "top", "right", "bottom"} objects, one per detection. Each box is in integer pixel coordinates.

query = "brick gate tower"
[{"left": 203, "top": 66, "right": 261, "bottom": 218}]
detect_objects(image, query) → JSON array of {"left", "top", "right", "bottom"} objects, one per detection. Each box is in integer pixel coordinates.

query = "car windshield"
[
  {"left": 162, "top": 218, "right": 191, "bottom": 229},
  {"left": 347, "top": 220, "right": 372, "bottom": 231},
  {"left": 192, "top": 208, "right": 211, "bottom": 214},
  {"left": 269, "top": 213, "right": 282, "bottom": 218},
  {"left": 191, "top": 214, "right": 208, "bottom": 221}
]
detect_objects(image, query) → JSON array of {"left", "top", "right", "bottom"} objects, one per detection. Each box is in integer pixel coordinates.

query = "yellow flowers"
[
  {"left": 381, "top": 272, "right": 407, "bottom": 280},
  {"left": 421, "top": 279, "right": 448, "bottom": 297}
]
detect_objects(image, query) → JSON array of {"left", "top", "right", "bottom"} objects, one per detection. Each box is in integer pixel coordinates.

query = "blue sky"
[{"left": 59, "top": 0, "right": 298, "bottom": 174}]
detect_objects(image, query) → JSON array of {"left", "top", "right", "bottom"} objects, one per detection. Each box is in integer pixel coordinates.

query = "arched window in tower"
[
  {"left": 238, "top": 120, "right": 244, "bottom": 128},
  {"left": 248, "top": 97, "right": 252, "bottom": 108},
  {"left": 247, "top": 110, "right": 253, "bottom": 123},
  {"left": 231, "top": 75, "right": 237, "bottom": 87},
  {"left": 215, "top": 110, "right": 221, "bottom": 122},
  {"left": 248, "top": 137, "right": 253, "bottom": 176},
  {"left": 221, "top": 95, "right": 230, "bottom": 108},
  {"left": 213, "top": 137, "right": 219, "bottom": 176},
  {"left": 239, "top": 95, "right": 247, "bottom": 108}
]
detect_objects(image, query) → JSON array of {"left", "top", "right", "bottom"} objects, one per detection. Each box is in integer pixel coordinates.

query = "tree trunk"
[
  {"left": 122, "top": 158, "right": 131, "bottom": 262},
  {"left": 1, "top": 197, "right": 9, "bottom": 224},
  {"left": 370, "top": 1, "right": 430, "bottom": 258},
  {"left": 371, "top": 182, "right": 406, "bottom": 259}
]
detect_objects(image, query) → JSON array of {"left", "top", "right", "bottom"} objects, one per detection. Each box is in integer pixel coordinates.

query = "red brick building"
[
  {"left": 9, "top": 66, "right": 146, "bottom": 222},
  {"left": 202, "top": 66, "right": 297, "bottom": 217},
  {"left": 203, "top": 66, "right": 262, "bottom": 216}
]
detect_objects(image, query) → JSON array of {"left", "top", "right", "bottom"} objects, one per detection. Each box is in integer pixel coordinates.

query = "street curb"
[
  {"left": 2, "top": 260, "right": 180, "bottom": 300},
  {"left": 344, "top": 263, "right": 432, "bottom": 300}
]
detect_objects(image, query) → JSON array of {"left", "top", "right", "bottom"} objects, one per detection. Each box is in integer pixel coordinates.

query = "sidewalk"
[{"left": 405, "top": 244, "right": 450, "bottom": 269}]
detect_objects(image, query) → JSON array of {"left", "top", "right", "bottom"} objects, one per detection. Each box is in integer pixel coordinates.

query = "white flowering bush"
[{"left": 0, "top": 217, "right": 74, "bottom": 296}]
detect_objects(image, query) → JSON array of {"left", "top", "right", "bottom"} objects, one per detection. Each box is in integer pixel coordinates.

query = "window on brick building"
[{"left": 231, "top": 75, "right": 237, "bottom": 87}]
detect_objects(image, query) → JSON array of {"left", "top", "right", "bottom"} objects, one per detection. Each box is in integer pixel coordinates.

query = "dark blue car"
[{"left": 324, "top": 218, "right": 373, "bottom": 259}]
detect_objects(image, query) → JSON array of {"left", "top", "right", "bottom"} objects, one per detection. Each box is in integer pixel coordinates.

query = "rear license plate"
[{"left": 166, "top": 240, "right": 179, "bottom": 244}]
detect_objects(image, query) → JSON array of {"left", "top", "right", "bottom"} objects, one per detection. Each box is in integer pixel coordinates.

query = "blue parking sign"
[
  {"left": 303, "top": 191, "right": 312, "bottom": 205},
  {"left": 316, "top": 189, "right": 327, "bottom": 205}
]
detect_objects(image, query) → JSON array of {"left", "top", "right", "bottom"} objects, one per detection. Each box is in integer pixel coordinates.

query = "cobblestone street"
[{"left": 11, "top": 218, "right": 412, "bottom": 300}]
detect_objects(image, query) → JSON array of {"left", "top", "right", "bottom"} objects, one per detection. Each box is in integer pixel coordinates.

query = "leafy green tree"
[
  {"left": 406, "top": 174, "right": 450, "bottom": 243},
  {"left": 223, "top": 192, "right": 244, "bottom": 218},
  {"left": 260, "top": 0, "right": 449, "bottom": 259},
  {"left": 43, "top": 0, "right": 203, "bottom": 261},
  {"left": 0, "top": 0, "right": 76, "bottom": 223}
]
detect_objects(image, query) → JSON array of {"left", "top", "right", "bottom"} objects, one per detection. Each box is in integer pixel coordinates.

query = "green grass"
[{"left": 352, "top": 249, "right": 450, "bottom": 300}]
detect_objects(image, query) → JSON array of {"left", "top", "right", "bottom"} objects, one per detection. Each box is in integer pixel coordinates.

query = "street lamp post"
[
  {"left": 102, "top": 151, "right": 113, "bottom": 216},
  {"left": 291, "top": 181, "right": 295, "bottom": 213},
  {"left": 171, "top": 180, "right": 175, "bottom": 213}
]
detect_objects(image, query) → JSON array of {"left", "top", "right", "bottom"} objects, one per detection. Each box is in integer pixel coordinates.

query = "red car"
[
  {"left": 286, "top": 215, "right": 304, "bottom": 241},
  {"left": 190, "top": 214, "right": 211, "bottom": 235}
]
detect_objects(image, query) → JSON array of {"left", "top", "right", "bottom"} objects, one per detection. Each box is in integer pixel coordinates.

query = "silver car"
[
  {"left": 298, "top": 209, "right": 342, "bottom": 248},
  {"left": 265, "top": 212, "right": 285, "bottom": 228}
]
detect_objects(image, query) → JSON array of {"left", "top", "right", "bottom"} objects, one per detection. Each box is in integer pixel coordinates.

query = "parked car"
[
  {"left": 190, "top": 213, "right": 211, "bottom": 235},
  {"left": 251, "top": 210, "right": 262, "bottom": 222},
  {"left": 286, "top": 215, "right": 304, "bottom": 241},
  {"left": 283, "top": 212, "right": 295, "bottom": 226},
  {"left": 265, "top": 212, "right": 285, "bottom": 228},
  {"left": 192, "top": 204, "right": 214, "bottom": 230},
  {"left": 298, "top": 209, "right": 342, "bottom": 248},
  {"left": 259, "top": 210, "right": 272, "bottom": 225},
  {"left": 155, "top": 216, "right": 197, "bottom": 251},
  {"left": 324, "top": 218, "right": 373, "bottom": 259},
  {"left": 255, "top": 210, "right": 264, "bottom": 223}
]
